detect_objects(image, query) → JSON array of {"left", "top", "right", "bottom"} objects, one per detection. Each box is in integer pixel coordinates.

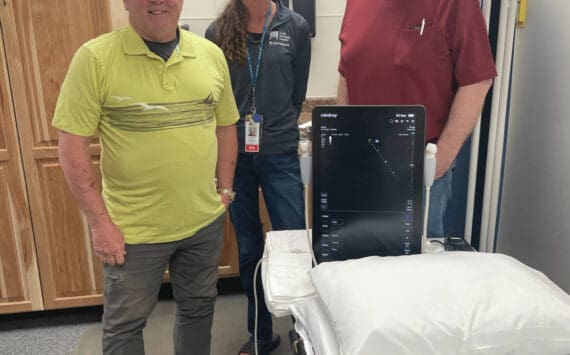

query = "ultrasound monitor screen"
[{"left": 312, "top": 106, "right": 425, "bottom": 263}]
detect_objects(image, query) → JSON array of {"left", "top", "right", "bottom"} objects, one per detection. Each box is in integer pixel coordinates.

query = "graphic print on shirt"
[{"left": 103, "top": 94, "right": 217, "bottom": 131}]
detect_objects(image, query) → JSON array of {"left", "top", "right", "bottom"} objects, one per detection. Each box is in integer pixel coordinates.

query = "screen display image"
[{"left": 312, "top": 106, "right": 425, "bottom": 263}]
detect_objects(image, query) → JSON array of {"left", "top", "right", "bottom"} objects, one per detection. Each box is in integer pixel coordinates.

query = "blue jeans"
[
  {"left": 229, "top": 152, "right": 305, "bottom": 344},
  {"left": 427, "top": 164, "right": 454, "bottom": 237}
]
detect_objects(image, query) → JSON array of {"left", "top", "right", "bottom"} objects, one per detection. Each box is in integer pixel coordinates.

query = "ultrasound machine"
[
  {"left": 311, "top": 105, "right": 426, "bottom": 262},
  {"left": 258, "top": 106, "right": 562, "bottom": 355}
]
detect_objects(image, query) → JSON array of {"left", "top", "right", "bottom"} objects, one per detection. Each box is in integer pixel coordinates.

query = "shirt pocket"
[{"left": 394, "top": 25, "right": 451, "bottom": 72}]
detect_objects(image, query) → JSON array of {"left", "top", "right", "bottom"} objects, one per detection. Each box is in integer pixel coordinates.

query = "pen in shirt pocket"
[{"left": 410, "top": 18, "right": 426, "bottom": 35}]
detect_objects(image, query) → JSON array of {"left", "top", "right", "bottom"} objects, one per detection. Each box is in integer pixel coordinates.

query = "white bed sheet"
[
  {"left": 260, "top": 230, "right": 444, "bottom": 318},
  {"left": 261, "top": 230, "right": 316, "bottom": 317},
  {"left": 260, "top": 231, "right": 449, "bottom": 355},
  {"left": 290, "top": 297, "right": 340, "bottom": 355},
  {"left": 310, "top": 253, "right": 570, "bottom": 355},
  {"left": 262, "top": 230, "right": 570, "bottom": 355},
  {"left": 262, "top": 230, "right": 339, "bottom": 355}
]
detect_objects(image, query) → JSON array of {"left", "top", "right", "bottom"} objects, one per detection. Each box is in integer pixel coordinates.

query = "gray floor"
[
  {"left": 0, "top": 309, "right": 97, "bottom": 355},
  {"left": 0, "top": 291, "right": 294, "bottom": 355}
]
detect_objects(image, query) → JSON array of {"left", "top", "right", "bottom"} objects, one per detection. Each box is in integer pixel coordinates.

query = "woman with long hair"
[{"left": 206, "top": 1, "right": 311, "bottom": 354}]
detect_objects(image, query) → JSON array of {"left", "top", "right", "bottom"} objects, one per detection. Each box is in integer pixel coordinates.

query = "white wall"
[
  {"left": 495, "top": 0, "right": 570, "bottom": 292},
  {"left": 180, "top": 0, "right": 347, "bottom": 98}
]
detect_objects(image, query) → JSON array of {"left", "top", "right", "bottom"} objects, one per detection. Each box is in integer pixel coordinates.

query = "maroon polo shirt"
[{"left": 339, "top": 0, "right": 497, "bottom": 142}]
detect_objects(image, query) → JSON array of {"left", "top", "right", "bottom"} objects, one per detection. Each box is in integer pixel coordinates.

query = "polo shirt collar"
[{"left": 122, "top": 25, "right": 196, "bottom": 58}]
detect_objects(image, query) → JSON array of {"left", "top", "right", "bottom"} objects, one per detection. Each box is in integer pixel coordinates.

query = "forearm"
[
  {"left": 58, "top": 130, "right": 111, "bottom": 225},
  {"left": 436, "top": 79, "right": 493, "bottom": 177},
  {"left": 292, "top": 70, "right": 310, "bottom": 120},
  {"left": 292, "top": 25, "right": 311, "bottom": 120},
  {"left": 216, "top": 124, "right": 238, "bottom": 190},
  {"left": 58, "top": 130, "right": 125, "bottom": 264},
  {"left": 337, "top": 74, "right": 348, "bottom": 105}
]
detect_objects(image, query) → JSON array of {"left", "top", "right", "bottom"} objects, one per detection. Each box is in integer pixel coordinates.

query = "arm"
[
  {"left": 292, "top": 20, "right": 312, "bottom": 118},
  {"left": 58, "top": 131, "right": 125, "bottom": 265},
  {"left": 435, "top": 79, "right": 493, "bottom": 178},
  {"left": 216, "top": 124, "right": 238, "bottom": 208},
  {"left": 337, "top": 74, "right": 349, "bottom": 105}
]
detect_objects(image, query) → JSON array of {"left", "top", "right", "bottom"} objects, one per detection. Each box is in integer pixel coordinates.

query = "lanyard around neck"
[{"left": 247, "top": 0, "right": 272, "bottom": 113}]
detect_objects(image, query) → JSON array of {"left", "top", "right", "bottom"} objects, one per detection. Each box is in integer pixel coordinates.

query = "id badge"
[{"left": 244, "top": 113, "right": 262, "bottom": 153}]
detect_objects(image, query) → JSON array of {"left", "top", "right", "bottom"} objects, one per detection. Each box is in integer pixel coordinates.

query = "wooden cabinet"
[
  {"left": 0, "top": 0, "right": 238, "bottom": 314},
  {"left": 218, "top": 216, "right": 240, "bottom": 278},
  {"left": 0, "top": 11, "right": 43, "bottom": 314}
]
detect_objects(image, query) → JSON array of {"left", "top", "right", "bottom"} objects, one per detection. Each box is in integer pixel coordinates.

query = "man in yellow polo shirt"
[{"left": 52, "top": 1, "right": 239, "bottom": 354}]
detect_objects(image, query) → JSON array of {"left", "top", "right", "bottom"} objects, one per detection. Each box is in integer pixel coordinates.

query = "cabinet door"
[
  {"left": 2, "top": 0, "right": 114, "bottom": 310},
  {"left": 218, "top": 213, "right": 239, "bottom": 278},
  {"left": 0, "top": 11, "right": 43, "bottom": 314}
]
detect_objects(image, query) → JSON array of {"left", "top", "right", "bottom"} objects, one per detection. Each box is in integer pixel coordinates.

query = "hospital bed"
[{"left": 261, "top": 230, "right": 570, "bottom": 355}]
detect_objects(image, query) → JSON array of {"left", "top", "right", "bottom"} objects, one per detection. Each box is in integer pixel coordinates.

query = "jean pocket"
[{"left": 104, "top": 268, "right": 123, "bottom": 290}]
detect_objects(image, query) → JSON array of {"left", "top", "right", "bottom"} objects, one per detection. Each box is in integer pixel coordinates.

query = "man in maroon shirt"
[{"left": 337, "top": 0, "right": 497, "bottom": 237}]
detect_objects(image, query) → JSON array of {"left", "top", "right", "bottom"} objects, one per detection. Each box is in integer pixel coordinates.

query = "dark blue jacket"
[{"left": 206, "top": 0, "right": 311, "bottom": 154}]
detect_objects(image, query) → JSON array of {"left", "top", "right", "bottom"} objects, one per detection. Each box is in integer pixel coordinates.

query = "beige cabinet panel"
[
  {"left": 2, "top": 0, "right": 112, "bottom": 310},
  {"left": 219, "top": 213, "right": 240, "bottom": 278},
  {"left": 0, "top": 9, "right": 43, "bottom": 314}
]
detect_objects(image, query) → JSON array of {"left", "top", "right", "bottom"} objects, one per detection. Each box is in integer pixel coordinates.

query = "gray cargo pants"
[{"left": 102, "top": 214, "right": 224, "bottom": 355}]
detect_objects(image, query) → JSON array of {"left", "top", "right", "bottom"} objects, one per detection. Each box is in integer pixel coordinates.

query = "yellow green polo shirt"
[{"left": 52, "top": 26, "right": 239, "bottom": 244}]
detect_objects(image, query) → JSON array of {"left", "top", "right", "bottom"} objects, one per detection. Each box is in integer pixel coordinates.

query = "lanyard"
[{"left": 247, "top": 0, "right": 272, "bottom": 114}]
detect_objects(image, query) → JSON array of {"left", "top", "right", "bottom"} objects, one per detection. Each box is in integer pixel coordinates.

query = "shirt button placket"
[{"left": 163, "top": 67, "right": 174, "bottom": 91}]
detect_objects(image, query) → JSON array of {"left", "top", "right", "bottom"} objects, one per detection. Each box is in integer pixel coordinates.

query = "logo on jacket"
[
  {"left": 269, "top": 31, "right": 290, "bottom": 47},
  {"left": 269, "top": 31, "right": 279, "bottom": 41}
]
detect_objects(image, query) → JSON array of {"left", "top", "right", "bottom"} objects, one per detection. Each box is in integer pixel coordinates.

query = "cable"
[
  {"left": 253, "top": 257, "right": 264, "bottom": 355},
  {"left": 252, "top": 182, "right": 314, "bottom": 355},
  {"left": 299, "top": 138, "right": 317, "bottom": 266},
  {"left": 251, "top": 139, "right": 315, "bottom": 354},
  {"left": 423, "top": 185, "right": 431, "bottom": 251},
  {"left": 430, "top": 239, "right": 445, "bottom": 247},
  {"left": 304, "top": 184, "right": 318, "bottom": 266},
  {"left": 422, "top": 143, "right": 437, "bottom": 253}
]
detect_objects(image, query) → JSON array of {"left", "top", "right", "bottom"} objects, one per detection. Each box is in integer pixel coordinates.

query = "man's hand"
[
  {"left": 219, "top": 193, "right": 232, "bottom": 209},
  {"left": 91, "top": 219, "right": 126, "bottom": 266},
  {"left": 434, "top": 144, "right": 456, "bottom": 179},
  {"left": 435, "top": 79, "right": 493, "bottom": 179}
]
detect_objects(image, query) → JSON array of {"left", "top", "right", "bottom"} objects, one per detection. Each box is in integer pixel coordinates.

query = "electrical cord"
[
  {"left": 422, "top": 143, "right": 437, "bottom": 253},
  {"left": 304, "top": 184, "right": 318, "bottom": 267},
  {"left": 253, "top": 257, "right": 264, "bottom": 355},
  {"left": 251, "top": 139, "right": 315, "bottom": 354},
  {"left": 430, "top": 239, "right": 445, "bottom": 247},
  {"left": 299, "top": 138, "right": 317, "bottom": 266},
  {"left": 423, "top": 185, "right": 431, "bottom": 250}
]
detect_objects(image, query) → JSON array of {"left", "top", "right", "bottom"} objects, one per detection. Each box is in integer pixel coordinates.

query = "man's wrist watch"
[{"left": 217, "top": 186, "right": 236, "bottom": 203}]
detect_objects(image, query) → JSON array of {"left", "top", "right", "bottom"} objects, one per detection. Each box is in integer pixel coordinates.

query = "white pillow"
[{"left": 309, "top": 252, "right": 570, "bottom": 355}]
